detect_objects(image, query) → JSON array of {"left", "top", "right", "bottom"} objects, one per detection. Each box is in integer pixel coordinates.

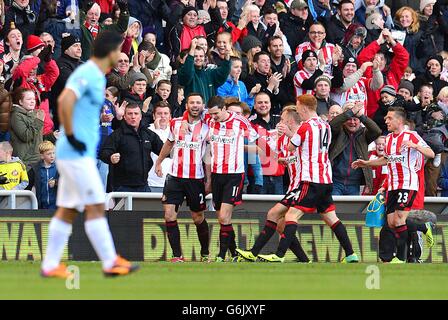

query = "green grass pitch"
[{"left": 1, "top": 261, "right": 448, "bottom": 300}]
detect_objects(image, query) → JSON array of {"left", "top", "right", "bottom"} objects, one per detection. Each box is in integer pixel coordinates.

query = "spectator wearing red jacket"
[
  {"left": 12, "top": 53, "right": 60, "bottom": 139},
  {"left": 357, "top": 29, "right": 409, "bottom": 118}
]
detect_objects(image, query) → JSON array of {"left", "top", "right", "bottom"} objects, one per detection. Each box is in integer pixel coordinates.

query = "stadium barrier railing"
[{"left": 0, "top": 190, "right": 38, "bottom": 209}]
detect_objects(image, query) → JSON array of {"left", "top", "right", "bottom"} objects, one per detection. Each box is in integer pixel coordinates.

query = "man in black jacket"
[
  {"left": 243, "top": 51, "right": 284, "bottom": 114},
  {"left": 50, "top": 34, "right": 83, "bottom": 129},
  {"left": 100, "top": 103, "right": 164, "bottom": 192},
  {"left": 325, "top": 0, "right": 355, "bottom": 45},
  {"left": 279, "top": 0, "right": 313, "bottom": 53}
]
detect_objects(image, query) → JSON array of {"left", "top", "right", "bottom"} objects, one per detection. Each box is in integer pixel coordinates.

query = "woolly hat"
[
  {"left": 241, "top": 35, "right": 262, "bottom": 53},
  {"left": 426, "top": 54, "right": 443, "bottom": 68},
  {"left": 27, "top": 35, "right": 44, "bottom": 53},
  {"left": 343, "top": 56, "right": 358, "bottom": 68},
  {"left": 380, "top": 85, "right": 397, "bottom": 97},
  {"left": 84, "top": 1, "right": 99, "bottom": 13},
  {"left": 398, "top": 80, "right": 415, "bottom": 95},
  {"left": 197, "top": 10, "right": 211, "bottom": 22},
  {"left": 420, "top": 0, "right": 437, "bottom": 12},
  {"left": 130, "top": 72, "right": 148, "bottom": 85},
  {"left": 342, "top": 23, "right": 367, "bottom": 46},
  {"left": 182, "top": 6, "right": 198, "bottom": 20},
  {"left": 301, "top": 50, "right": 317, "bottom": 63},
  {"left": 61, "top": 34, "right": 81, "bottom": 53},
  {"left": 314, "top": 74, "right": 331, "bottom": 87}
]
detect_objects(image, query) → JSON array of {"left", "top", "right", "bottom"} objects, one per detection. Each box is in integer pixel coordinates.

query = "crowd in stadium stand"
[{"left": 0, "top": 0, "right": 448, "bottom": 208}]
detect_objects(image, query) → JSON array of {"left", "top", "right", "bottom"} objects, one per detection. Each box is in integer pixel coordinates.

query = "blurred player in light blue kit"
[{"left": 41, "top": 31, "right": 139, "bottom": 278}]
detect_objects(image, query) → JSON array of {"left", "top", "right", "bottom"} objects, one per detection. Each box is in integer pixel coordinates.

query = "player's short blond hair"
[
  {"left": 39, "top": 141, "right": 55, "bottom": 154},
  {"left": 282, "top": 105, "right": 301, "bottom": 124}
]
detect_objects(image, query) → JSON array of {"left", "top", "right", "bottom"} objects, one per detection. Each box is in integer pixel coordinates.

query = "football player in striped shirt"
[
  {"left": 206, "top": 96, "right": 259, "bottom": 262},
  {"left": 155, "top": 93, "right": 211, "bottom": 263},
  {"left": 258, "top": 95, "right": 359, "bottom": 263},
  {"left": 236, "top": 106, "right": 309, "bottom": 262},
  {"left": 352, "top": 107, "right": 435, "bottom": 263}
]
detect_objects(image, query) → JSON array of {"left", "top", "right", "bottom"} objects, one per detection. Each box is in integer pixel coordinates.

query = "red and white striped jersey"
[
  {"left": 207, "top": 112, "right": 258, "bottom": 174},
  {"left": 290, "top": 117, "right": 332, "bottom": 184},
  {"left": 385, "top": 130, "right": 428, "bottom": 191},
  {"left": 168, "top": 117, "right": 209, "bottom": 179},
  {"left": 331, "top": 77, "right": 368, "bottom": 110},
  {"left": 278, "top": 134, "right": 300, "bottom": 192},
  {"left": 294, "top": 69, "right": 315, "bottom": 97},
  {"left": 295, "top": 41, "right": 335, "bottom": 75},
  {"left": 368, "top": 150, "right": 388, "bottom": 194}
]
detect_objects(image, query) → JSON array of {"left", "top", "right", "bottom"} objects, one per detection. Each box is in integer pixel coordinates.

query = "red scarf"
[
  {"left": 180, "top": 25, "right": 206, "bottom": 51},
  {"left": 84, "top": 21, "right": 99, "bottom": 39}
]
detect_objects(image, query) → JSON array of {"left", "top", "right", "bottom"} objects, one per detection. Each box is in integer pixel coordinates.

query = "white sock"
[
  {"left": 42, "top": 218, "right": 72, "bottom": 272},
  {"left": 84, "top": 217, "right": 117, "bottom": 269}
]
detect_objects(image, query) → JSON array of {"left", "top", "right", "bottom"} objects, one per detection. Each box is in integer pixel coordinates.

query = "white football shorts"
[{"left": 56, "top": 157, "right": 105, "bottom": 212}]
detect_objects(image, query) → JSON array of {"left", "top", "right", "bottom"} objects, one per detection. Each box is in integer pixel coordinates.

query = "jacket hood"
[
  {"left": 128, "top": 16, "right": 143, "bottom": 44},
  {"left": 12, "top": 104, "right": 31, "bottom": 115}
]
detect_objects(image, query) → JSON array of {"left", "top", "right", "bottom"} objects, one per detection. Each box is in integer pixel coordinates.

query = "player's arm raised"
[
  {"left": 352, "top": 156, "right": 387, "bottom": 169},
  {"left": 58, "top": 88, "right": 86, "bottom": 154}
]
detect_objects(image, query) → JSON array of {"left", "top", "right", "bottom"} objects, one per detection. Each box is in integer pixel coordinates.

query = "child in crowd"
[
  {"left": 28, "top": 141, "right": 58, "bottom": 209},
  {"left": 0, "top": 141, "right": 28, "bottom": 191}
]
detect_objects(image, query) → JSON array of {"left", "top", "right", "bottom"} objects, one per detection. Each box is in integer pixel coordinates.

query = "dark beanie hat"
[
  {"left": 398, "top": 80, "right": 414, "bottom": 95},
  {"left": 301, "top": 49, "right": 317, "bottom": 63},
  {"left": 61, "top": 34, "right": 81, "bottom": 53},
  {"left": 182, "top": 6, "right": 198, "bottom": 20},
  {"left": 343, "top": 56, "right": 358, "bottom": 68},
  {"left": 130, "top": 72, "right": 148, "bottom": 85},
  {"left": 241, "top": 35, "right": 262, "bottom": 53},
  {"left": 380, "top": 85, "right": 397, "bottom": 97},
  {"left": 426, "top": 55, "right": 443, "bottom": 68},
  {"left": 83, "top": 1, "right": 96, "bottom": 13}
]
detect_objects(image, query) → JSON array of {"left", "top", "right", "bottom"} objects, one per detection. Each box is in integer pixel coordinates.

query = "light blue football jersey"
[{"left": 56, "top": 60, "right": 106, "bottom": 160}]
